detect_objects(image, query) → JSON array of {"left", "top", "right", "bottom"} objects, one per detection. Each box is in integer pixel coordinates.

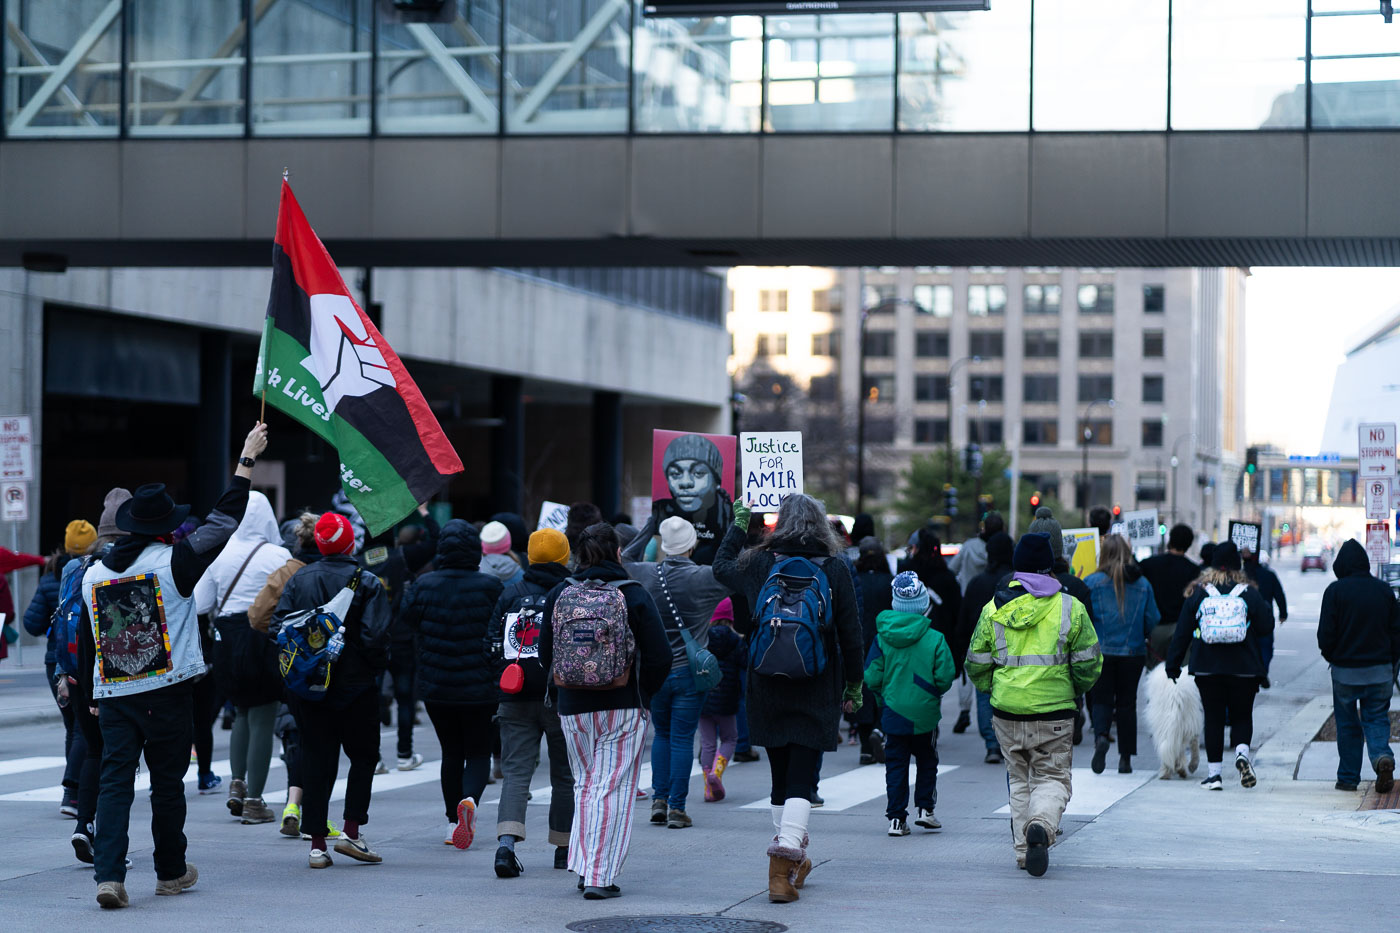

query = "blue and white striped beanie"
[{"left": 891, "top": 571, "right": 931, "bottom": 615}]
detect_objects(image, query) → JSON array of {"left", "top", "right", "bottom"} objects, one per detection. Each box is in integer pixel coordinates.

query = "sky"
[{"left": 1246, "top": 268, "right": 1400, "bottom": 453}]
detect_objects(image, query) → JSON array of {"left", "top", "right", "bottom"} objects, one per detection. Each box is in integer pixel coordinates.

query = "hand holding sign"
[{"left": 740, "top": 432, "right": 804, "bottom": 512}]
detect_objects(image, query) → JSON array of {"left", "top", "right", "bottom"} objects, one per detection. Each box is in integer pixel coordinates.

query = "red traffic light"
[
  {"left": 1029, "top": 493, "right": 1041, "bottom": 507},
  {"left": 1112, "top": 504, "right": 1122, "bottom": 517}
]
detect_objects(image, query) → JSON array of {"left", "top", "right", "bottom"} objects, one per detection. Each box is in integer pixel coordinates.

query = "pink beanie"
[
  {"left": 481, "top": 521, "right": 513, "bottom": 556},
  {"left": 710, "top": 597, "right": 734, "bottom": 624}
]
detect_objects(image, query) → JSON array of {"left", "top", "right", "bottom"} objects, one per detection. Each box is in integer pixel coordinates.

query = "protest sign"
[
  {"left": 1228, "top": 520, "right": 1261, "bottom": 555},
  {"left": 740, "top": 432, "right": 804, "bottom": 512},
  {"left": 650, "top": 430, "right": 738, "bottom": 562},
  {"left": 537, "top": 500, "right": 569, "bottom": 532},
  {"left": 1121, "top": 509, "right": 1160, "bottom": 549},
  {"left": 1062, "top": 528, "right": 1099, "bottom": 579}
]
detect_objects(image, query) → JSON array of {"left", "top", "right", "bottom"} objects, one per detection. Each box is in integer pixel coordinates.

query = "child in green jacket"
[{"left": 864, "top": 572, "right": 956, "bottom": 837}]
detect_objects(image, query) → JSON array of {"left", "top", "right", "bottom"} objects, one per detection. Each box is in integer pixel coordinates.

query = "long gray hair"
[{"left": 762, "top": 493, "right": 840, "bottom": 556}]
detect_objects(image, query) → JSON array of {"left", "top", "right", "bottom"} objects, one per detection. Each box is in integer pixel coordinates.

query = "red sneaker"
[{"left": 453, "top": 798, "right": 476, "bottom": 850}]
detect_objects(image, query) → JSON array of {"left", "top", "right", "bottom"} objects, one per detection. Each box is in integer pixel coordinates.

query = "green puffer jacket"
[
  {"left": 864, "top": 610, "right": 956, "bottom": 735},
  {"left": 965, "top": 581, "right": 1102, "bottom": 717}
]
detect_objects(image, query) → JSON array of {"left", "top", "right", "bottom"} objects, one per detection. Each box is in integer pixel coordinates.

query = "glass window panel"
[
  {"left": 634, "top": 14, "right": 761, "bottom": 132},
  {"left": 1079, "top": 331, "right": 1113, "bottom": 358},
  {"left": 1024, "top": 374, "right": 1059, "bottom": 402},
  {"left": 1142, "top": 419, "right": 1164, "bottom": 447},
  {"left": 1024, "top": 284, "right": 1061, "bottom": 315},
  {"left": 127, "top": 0, "right": 244, "bottom": 135},
  {"left": 916, "top": 331, "right": 949, "bottom": 357},
  {"left": 971, "top": 419, "right": 1002, "bottom": 445},
  {"left": 1171, "top": 0, "right": 1306, "bottom": 130},
  {"left": 1032, "top": 0, "right": 1168, "bottom": 130},
  {"left": 253, "top": 0, "right": 371, "bottom": 135},
  {"left": 1310, "top": 4, "right": 1400, "bottom": 128},
  {"left": 1078, "top": 374, "right": 1112, "bottom": 402},
  {"left": 897, "top": 1, "right": 1030, "bottom": 131},
  {"left": 1142, "top": 374, "right": 1164, "bottom": 402},
  {"left": 377, "top": 0, "right": 500, "bottom": 135},
  {"left": 1078, "top": 283, "right": 1114, "bottom": 314},
  {"left": 765, "top": 14, "right": 895, "bottom": 132},
  {"left": 505, "top": 0, "right": 629, "bottom": 133},
  {"left": 969, "top": 331, "right": 1003, "bottom": 358},
  {"left": 5, "top": 0, "right": 123, "bottom": 136},
  {"left": 914, "top": 284, "right": 952, "bottom": 317},
  {"left": 1024, "top": 330, "right": 1059, "bottom": 358},
  {"left": 865, "top": 331, "right": 895, "bottom": 357},
  {"left": 1143, "top": 284, "right": 1165, "bottom": 313},
  {"left": 915, "top": 418, "right": 948, "bottom": 444},
  {"left": 968, "top": 284, "right": 1006, "bottom": 317},
  {"left": 915, "top": 374, "right": 948, "bottom": 402},
  {"left": 1023, "top": 419, "right": 1059, "bottom": 445},
  {"left": 969, "top": 374, "right": 1002, "bottom": 401},
  {"left": 1143, "top": 330, "right": 1164, "bottom": 358},
  {"left": 863, "top": 374, "right": 895, "bottom": 404}
]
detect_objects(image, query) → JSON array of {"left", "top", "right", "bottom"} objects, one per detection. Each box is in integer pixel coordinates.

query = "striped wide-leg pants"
[{"left": 560, "top": 708, "right": 648, "bottom": 888}]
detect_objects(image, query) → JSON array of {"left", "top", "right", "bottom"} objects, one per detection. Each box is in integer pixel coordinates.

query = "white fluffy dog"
[{"left": 1143, "top": 663, "right": 1203, "bottom": 780}]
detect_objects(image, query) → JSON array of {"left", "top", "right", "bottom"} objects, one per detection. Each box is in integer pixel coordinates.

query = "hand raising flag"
[{"left": 254, "top": 179, "right": 462, "bottom": 535}]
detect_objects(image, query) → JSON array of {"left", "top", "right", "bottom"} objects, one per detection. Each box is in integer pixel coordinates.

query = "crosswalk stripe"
[
  {"left": 0, "top": 756, "right": 66, "bottom": 777},
  {"left": 992, "top": 769, "right": 1152, "bottom": 817},
  {"left": 0, "top": 757, "right": 284, "bottom": 802},
  {"left": 740, "top": 764, "right": 960, "bottom": 813}
]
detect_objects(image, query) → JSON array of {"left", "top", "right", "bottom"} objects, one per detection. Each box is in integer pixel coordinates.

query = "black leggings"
[
  {"left": 766, "top": 743, "right": 822, "bottom": 806},
  {"left": 191, "top": 673, "right": 221, "bottom": 776},
  {"left": 425, "top": 701, "right": 495, "bottom": 823},
  {"left": 1196, "top": 675, "right": 1258, "bottom": 763}
]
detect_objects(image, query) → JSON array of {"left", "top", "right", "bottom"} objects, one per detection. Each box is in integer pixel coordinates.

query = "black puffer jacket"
[
  {"left": 272, "top": 552, "right": 391, "bottom": 708},
  {"left": 701, "top": 622, "right": 746, "bottom": 717},
  {"left": 487, "top": 560, "right": 572, "bottom": 703},
  {"left": 399, "top": 520, "right": 503, "bottom": 706},
  {"left": 1165, "top": 573, "right": 1273, "bottom": 680},
  {"left": 1318, "top": 539, "right": 1400, "bottom": 670}
]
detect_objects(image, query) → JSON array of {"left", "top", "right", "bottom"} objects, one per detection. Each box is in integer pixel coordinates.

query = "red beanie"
[{"left": 315, "top": 512, "right": 355, "bottom": 555}]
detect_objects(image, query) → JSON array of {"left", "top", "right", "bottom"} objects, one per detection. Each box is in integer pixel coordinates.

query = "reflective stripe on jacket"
[{"left": 965, "top": 585, "right": 1102, "bottom": 716}]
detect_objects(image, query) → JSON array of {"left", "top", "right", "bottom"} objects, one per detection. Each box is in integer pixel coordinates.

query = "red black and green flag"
[{"left": 254, "top": 180, "right": 462, "bottom": 535}]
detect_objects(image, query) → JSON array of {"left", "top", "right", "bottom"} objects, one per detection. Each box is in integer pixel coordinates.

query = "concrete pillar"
[
  {"left": 0, "top": 272, "right": 44, "bottom": 650},
  {"left": 490, "top": 376, "right": 525, "bottom": 516},
  {"left": 194, "top": 332, "right": 231, "bottom": 514},
  {"left": 592, "top": 391, "right": 623, "bottom": 519}
]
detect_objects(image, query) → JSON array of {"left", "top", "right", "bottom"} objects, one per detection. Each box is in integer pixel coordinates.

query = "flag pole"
[{"left": 260, "top": 166, "right": 291, "bottom": 427}]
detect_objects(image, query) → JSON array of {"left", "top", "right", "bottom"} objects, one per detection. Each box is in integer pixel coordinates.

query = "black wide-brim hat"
[{"left": 116, "top": 483, "right": 192, "bottom": 536}]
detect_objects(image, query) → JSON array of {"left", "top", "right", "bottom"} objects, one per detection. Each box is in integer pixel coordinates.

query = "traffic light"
[
  {"left": 1158, "top": 523, "right": 1167, "bottom": 537},
  {"left": 1029, "top": 490, "right": 1041, "bottom": 518},
  {"left": 964, "top": 443, "right": 983, "bottom": 476},
  {"left": 1245, "top": 445, "right": 1259, "bottom": 475},
  {"left": 1112, "top": 504, "right": 1122, "bottom": 518},
  {"left": 1281, "top": 522, "right": 1290, "bottom": 532},
  {"left": 943, "top": 484, "right": 959, "bottom": 518},
  {"left": 978, "top": 493, "right": 994, "bottom": 521}
]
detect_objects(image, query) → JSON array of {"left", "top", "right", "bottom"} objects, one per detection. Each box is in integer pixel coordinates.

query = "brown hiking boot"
[
  {"left": 154, "top": 863, "right": 198, "bottom": 896},
  {"left": 767, "top": 854, "right": 800, "bottom": 903},
  {"left": 226, "top": 778, "right": 246, "bottom": 817},
  {"left": 96, "top": 881, "right": 129, "bottom": 909},
  {"left": 1376, "top": 755, "right": 1395, "bottom": 794},
  {"left": 240, "top": 797, "right": 275, "bottom": 824}
]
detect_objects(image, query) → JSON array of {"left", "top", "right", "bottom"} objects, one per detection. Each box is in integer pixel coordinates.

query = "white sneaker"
[
  {"left": 397, "top": 753, "right": 423, "bottom": 771},
  {"left": 887, "top": 818, "right": 910, "bottom": 836},
  {"left": 374, "top": 759, "right": 389, "bottom": 775},
  {"left": 309, "top": 849, "right": 333, "bottom": 869},
  {"left": 444, "top": 823, "right": 457, "bottom": 845},
  {"left": 914, "top": 808, "right": 941, "bottom": 830}
]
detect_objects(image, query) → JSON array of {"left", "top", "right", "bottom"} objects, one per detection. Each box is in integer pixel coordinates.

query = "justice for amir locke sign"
[{"left": 740, "top": 432, "right": 804, "bottom": 512}]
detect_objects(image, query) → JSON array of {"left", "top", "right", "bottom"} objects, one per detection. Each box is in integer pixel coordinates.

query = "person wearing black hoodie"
[
  {"left": 272, "top": 511, "right": 392, "bottom": 869},
  {"left": 1139, "top": 524, "right": 1200, "bottom": 667},
  {"left": 539, "top": 522, "right": 670, "bottom": 899},
  {"left": 1165, "top": 542, "right": 1273, "bottom": 791},
  {"left": 1317, "top": 539, "right": 1399, "bottom": 793},
  {"left": 852, "top": 537, "right": 894, "bottom": 764},
  {"left": 1243, "top": 547, "right": 1288, "bottom": 682},
  {"left": 398, "top": 519, "right": 504, "bottom": 852},
  {"left": 957, "top": 531, "right": 1014, "bottom": 763},
  {"left": 485, "top": 527, "right": 575, "bottom": 878},
  {"left": 904, "top": 528, "right": 961, "bottom": 646}
]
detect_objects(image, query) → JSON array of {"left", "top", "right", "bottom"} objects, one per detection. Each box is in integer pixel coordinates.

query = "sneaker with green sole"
[{"left": 281, "top": 803, "right": 302, "bottom": 837}]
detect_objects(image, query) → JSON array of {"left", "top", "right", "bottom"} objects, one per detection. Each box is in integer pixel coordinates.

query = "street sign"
[
  {"left": 1366, "top": 522, "right": 1391, "bottom": 569},
  {"left": 0, "top": 415, "right": 33, "bottom": 482},
  {"left": 1365, "top": 477, "right": 1392, "bottom": 521},
  {"left": 1, "top": 482, "right": 28, "bottom": 522},
  {"left": 1358, "top": 423, "right": 1396, "bottom": 479},
  {"left": 1286, "top": 453, "right": 1342, "bottom": 464},
  {"left": 1228, "top": 520, "right": 1261, "bottom": 555},
  {"left": 1121, "top": 508, "right": 1160, "bottom": 548}
]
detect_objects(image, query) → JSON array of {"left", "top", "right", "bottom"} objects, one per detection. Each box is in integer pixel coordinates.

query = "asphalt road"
[{"left": 1, "top": 554, "right": 1393, "bottom": 932}]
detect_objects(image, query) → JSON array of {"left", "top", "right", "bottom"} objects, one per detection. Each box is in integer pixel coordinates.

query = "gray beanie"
[
  {"left": 663, "top": 433, "right": 724, "bottom": 481},
  {"left": 97, "top": 487, "right": 133, "bottom": 538},
  {"left": 1026, "top": 506, "right": 1064, "bottom": 560}
]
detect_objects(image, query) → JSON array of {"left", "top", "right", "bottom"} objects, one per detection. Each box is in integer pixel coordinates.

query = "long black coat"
[
  {"left": 399, "top": 520, "right": 503, "bottom": 706},
  {"left": 713, "top": 524, "right": 864, "bottom": 752}
]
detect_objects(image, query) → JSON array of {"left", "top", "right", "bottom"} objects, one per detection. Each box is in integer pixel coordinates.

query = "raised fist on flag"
[{"left": 301, "top": 293, "right": 397, "bottom": 413}]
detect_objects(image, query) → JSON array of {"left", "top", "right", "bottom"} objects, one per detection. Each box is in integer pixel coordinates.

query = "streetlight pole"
[
  {"left": 945, "top": 355, "right": 980, "bottom": 482},
  {"left": 855, "top": 296, "right": 926, "bottom": 515},
  {"left": 1080, "top": 397, "right": 1115, "bottom": 527},
  {"left": 1169, "top": 431, "right": 1197, "bottom": 528}
]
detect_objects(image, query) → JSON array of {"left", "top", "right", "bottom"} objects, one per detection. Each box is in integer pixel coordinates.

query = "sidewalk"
[{"left": 0, "top": 658, "right": 61, "bottom": 729}]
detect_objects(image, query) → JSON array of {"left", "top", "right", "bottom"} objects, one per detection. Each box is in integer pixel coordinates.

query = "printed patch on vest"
[
  {"left": 91, "top": 573, "right": 173, "bottom": 683},
  {"left": 504, "top": 609, "right": 543, "bottom": 660}
]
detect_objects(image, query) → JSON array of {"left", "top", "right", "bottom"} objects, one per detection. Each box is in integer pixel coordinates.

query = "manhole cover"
[{"left": 566, "top": 918, "right": 787, "bottom": 933}]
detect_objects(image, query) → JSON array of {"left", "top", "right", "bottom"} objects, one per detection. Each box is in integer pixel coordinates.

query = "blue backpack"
[
  {"left": 52, "top": 556, "right": 93, "bottom": 678},
  {"left": 751, "top": 556, "right": 832, "bottom": 680},
  {"left": 276, "top": 572, "right": 361, "bottom": 702}
]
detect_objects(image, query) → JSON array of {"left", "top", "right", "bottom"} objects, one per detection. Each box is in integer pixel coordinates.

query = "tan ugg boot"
[{"left": 767, "top": 851, "right": 800, "bottom": 903}]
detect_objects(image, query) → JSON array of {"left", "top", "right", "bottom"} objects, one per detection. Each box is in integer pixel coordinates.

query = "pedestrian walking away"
[
  {"left": 852, "top": 537, "right": 894, "bottom": 764},
  {"left": 272, "top": 510, "right": 392, "bottom": 870},
  {"left": 966, "top": 531, "right": 1103, "bottom": 877},
  {"left": 864, "top": 573, "right": 955, "bottom": 837},
  {"left": 698, "top": 598, "right": 746, "bottom": 802},
  {"left": 398, "top": 519, "right": 504, "bottom": 852},
  {"left": 1243, "top": 546, "right": 1288, "bottom": 684},
  {"left": 1139, "top": 524, "right": 1201, "bottom": 667},
  {"left": 79, "top": 423, "right": 269, "bottom": 908},
  {"left": 539, "top": 522, "right": 670, "bottom": 899},
  {"left": 1084, "top": 536, "right": 1159, "bottom": 775},
  {"left": 193, "top": 490, "right": 292, "bottom": 826},
  {"left": 486, "top": 527, "right": 576, "bottom": 878},
  {"left": 1316, "top": 539, "right": 1400, "bottom": 793},
  {"left": 623, "top": 514, "right": 731, "bottom": 828},
  {"left": 949, "top": 512, "right": 1007, "bottom": 734},
  {"left": 1165, "top": 542, "right": 1274, "bottom": 792},
  {"left": 713, "top": 495, "right": 864, "bottom": 904},
  {"left": 956, "top": 532, "right": 1014, "bottom": 764}
]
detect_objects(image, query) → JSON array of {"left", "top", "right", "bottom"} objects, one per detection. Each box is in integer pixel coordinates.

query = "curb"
[
  {"left": 1256, "top": 694, "right": 1333, "bottom": 780},
  {"left": 0, "top": 705, "right": 64, "bottom": 730}
]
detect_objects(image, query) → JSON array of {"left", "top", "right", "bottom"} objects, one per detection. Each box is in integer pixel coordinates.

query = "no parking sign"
[{"left": 2, "top": 482, "right": 28, "bottom": 522}]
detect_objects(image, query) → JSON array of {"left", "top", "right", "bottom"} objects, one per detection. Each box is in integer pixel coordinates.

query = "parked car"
[{"left": 1300, "top": 541, "right": 1328, "bottom": 572}]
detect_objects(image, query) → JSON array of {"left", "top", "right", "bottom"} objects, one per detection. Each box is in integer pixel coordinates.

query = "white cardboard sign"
[
  {"left": 1228, "top": 520, "right": 1261, "bottom": 555},
  {"left": 1, "top": 481, "right": 28, "bottom": 522},
  {"left": 1121, "top": 508, "right": 1160, "bottom": 548},
  {"left": 1358, "top": 422, "right": 1396, "bottom": 479},
  {"left": 0, "top": 416, "right": 33, "bottom": 482},
  {"left": 536, "top": 500, "right": 569, "bottom": 532},
  {"left": 740, "top": 432, "right": 804, "bottom": 512},
  {"left": 1365, "top": 477, "right": 1392, "bottom": 522}
]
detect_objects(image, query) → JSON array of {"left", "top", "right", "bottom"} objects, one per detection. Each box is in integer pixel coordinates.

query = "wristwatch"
[{"left": 238, "top": 456, "right": 256, "bottom": 468}]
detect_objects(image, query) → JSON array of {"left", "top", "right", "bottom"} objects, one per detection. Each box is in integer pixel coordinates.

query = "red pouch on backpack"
[{"left": 500, "top": 662, "right": 525, "bottom": 694}]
